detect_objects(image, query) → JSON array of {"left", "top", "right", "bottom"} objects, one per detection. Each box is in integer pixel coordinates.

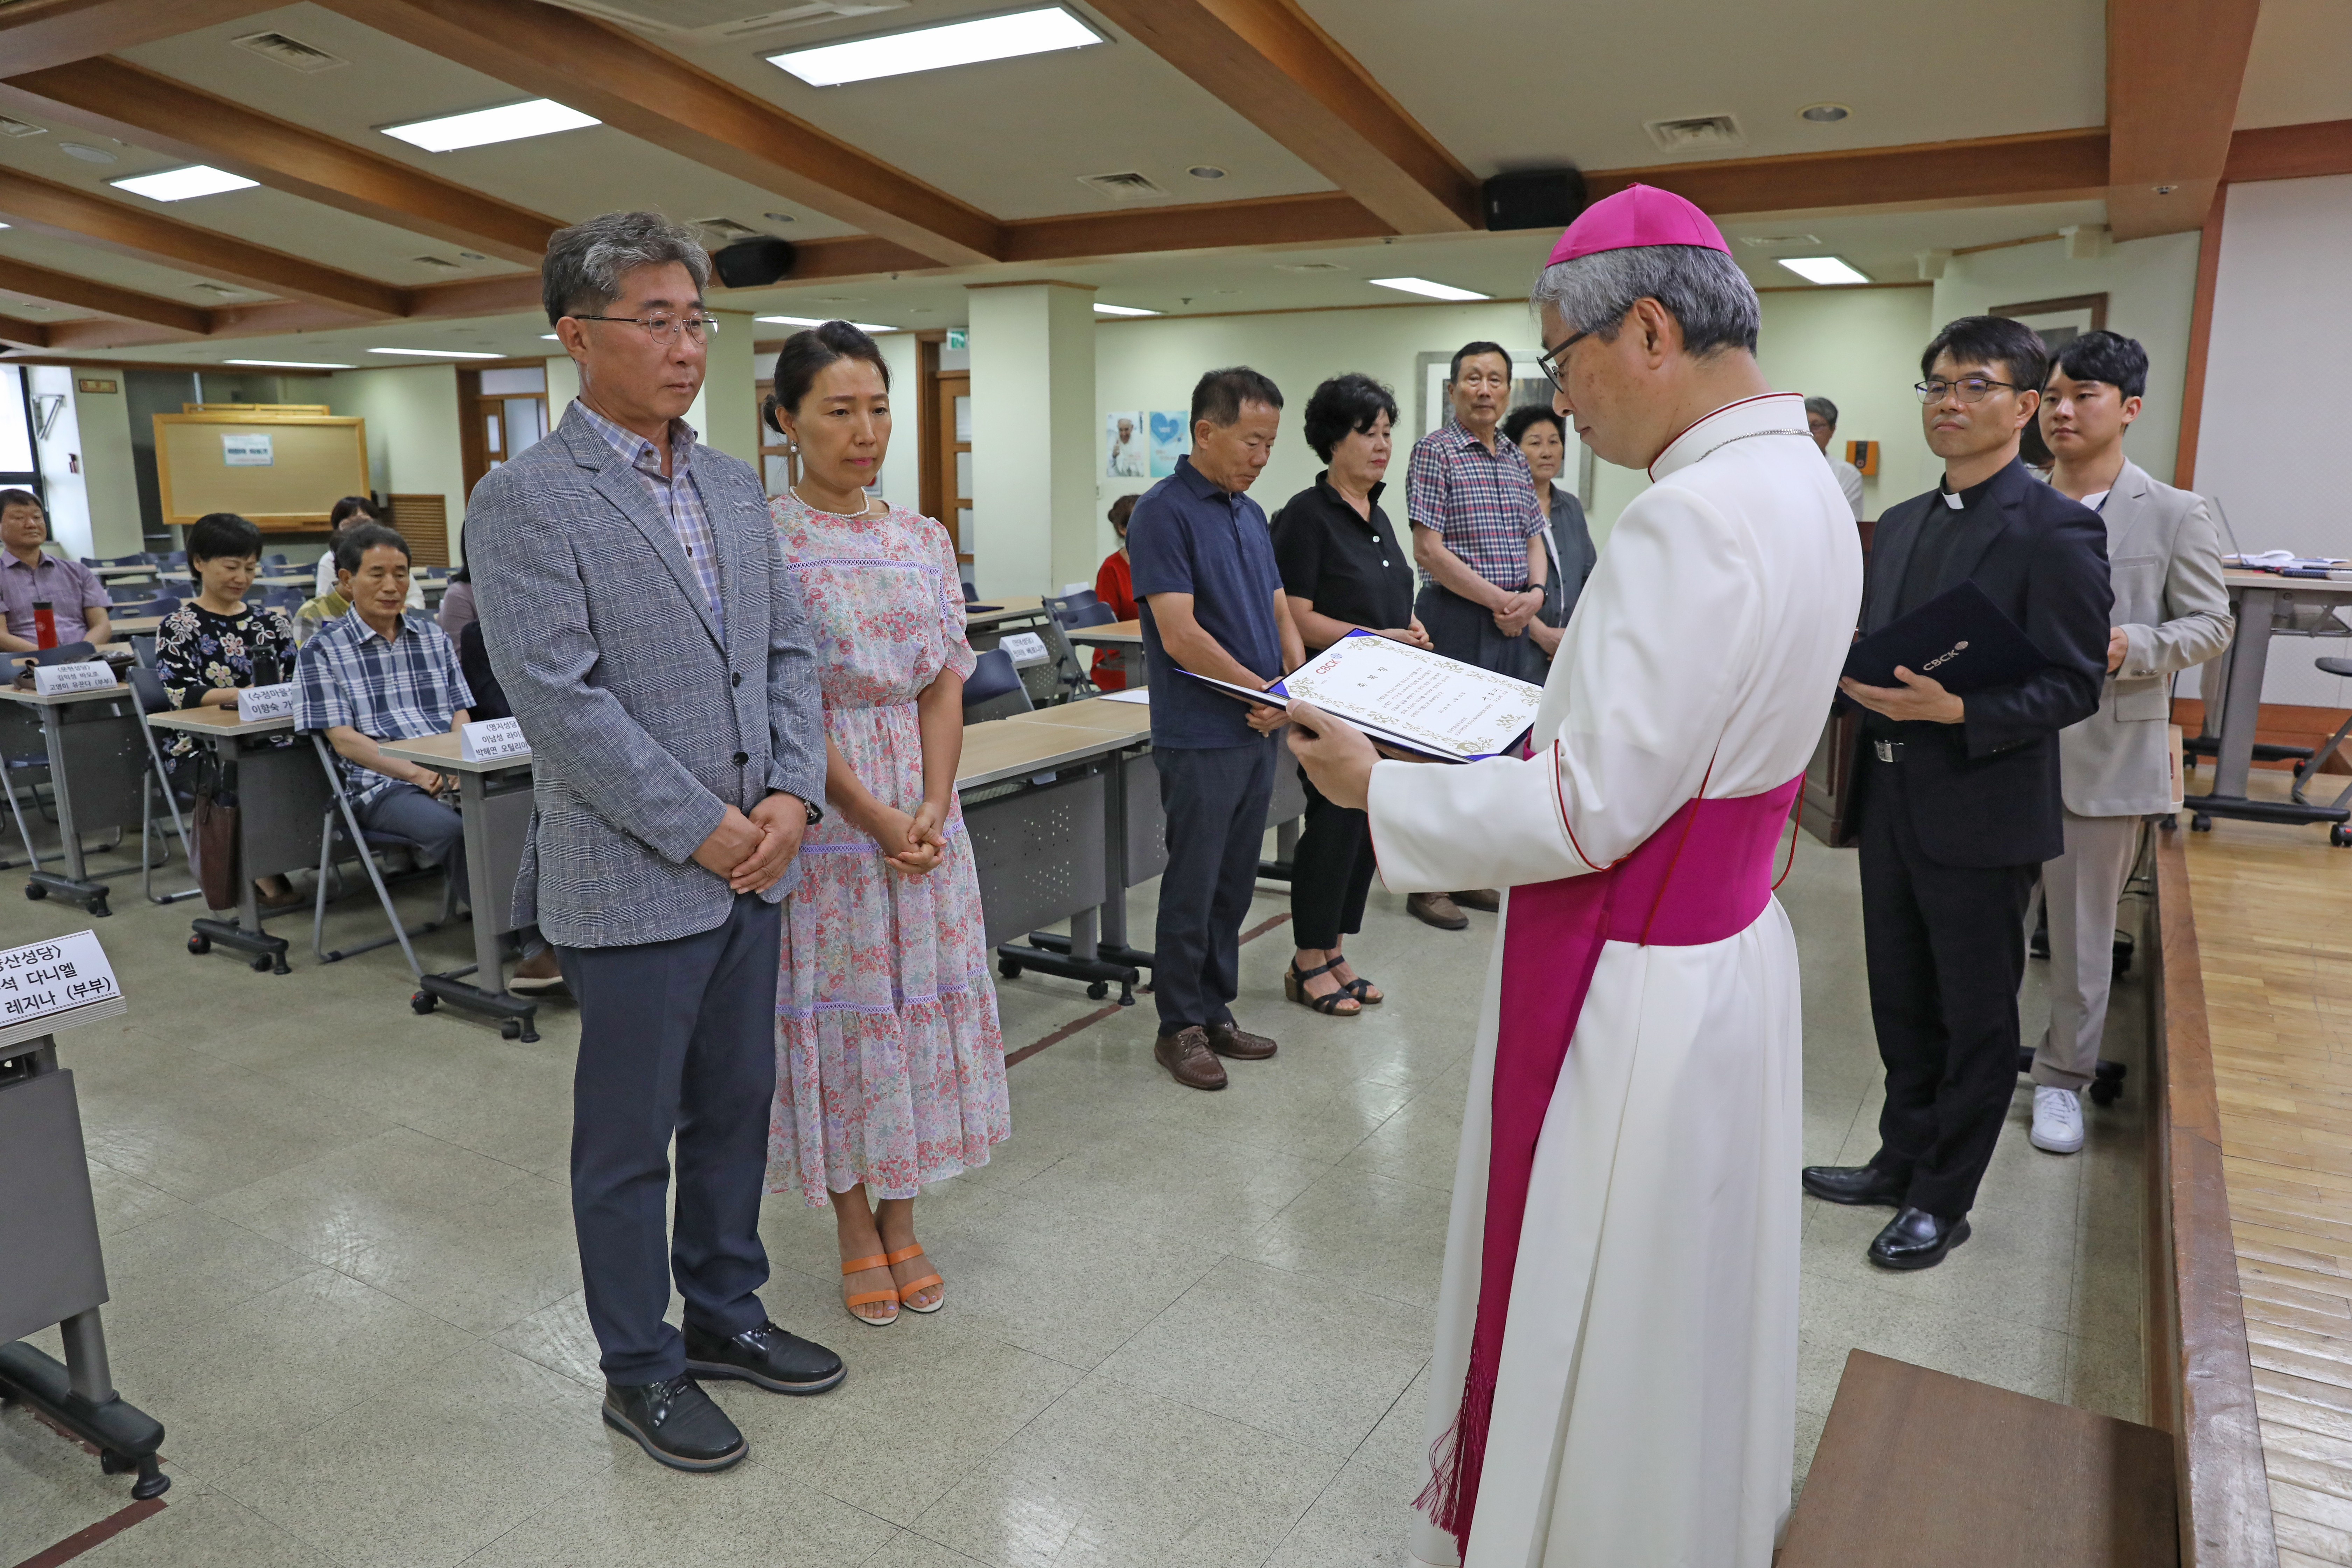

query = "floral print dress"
[
  {"left": 154, "top": 602, "right": 297, "bottom": 780},
  {"left": 768, "top": 492, "right": 1009, "bottom": 1206}
]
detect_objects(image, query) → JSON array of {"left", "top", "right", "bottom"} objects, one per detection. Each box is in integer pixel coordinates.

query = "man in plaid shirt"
[{"left": 1403, "top": 341, "right": 1550, "bottom": 927}]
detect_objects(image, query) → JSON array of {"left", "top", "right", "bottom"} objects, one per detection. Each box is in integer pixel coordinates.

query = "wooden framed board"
[{"left": 153, "top": 411, "right": 368, "bottom": 530}]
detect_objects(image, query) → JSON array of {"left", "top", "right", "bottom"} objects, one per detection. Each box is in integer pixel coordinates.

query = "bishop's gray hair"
[
  {"left": 1531, "top": 243, "right": 1760, "bottom": 357},
  {"left": 541, "top": 211, "right": 711, "bottom": 327}
]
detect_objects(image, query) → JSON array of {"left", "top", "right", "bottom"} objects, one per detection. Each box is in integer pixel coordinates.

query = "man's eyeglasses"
[
  {"left": 1914, "top": 375, "right": 2024, "bottom": 405},
  {"left": 1536, "top": 330, "right": 1590, "bottom": 391},
  {"left": 570, "top": 314, "right": 721, "bottom": 344}
]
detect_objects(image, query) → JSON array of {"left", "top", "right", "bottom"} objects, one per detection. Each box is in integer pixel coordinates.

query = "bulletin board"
[{"left": 152, "top": 411, "right": 369, "bottom": 530}]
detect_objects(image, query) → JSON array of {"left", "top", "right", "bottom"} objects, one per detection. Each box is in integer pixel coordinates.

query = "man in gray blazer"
[
  {"left": 2029, "top": 330, "right": 2232, "bottom": 1154},
  {"left": 469, "top": 212, "right": 842, "bottom": 1472}
]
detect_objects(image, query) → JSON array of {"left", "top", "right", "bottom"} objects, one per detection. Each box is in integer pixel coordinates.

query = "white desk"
[
  {"left": 2186, "top": 570, "right": 2352, "bottom": 832},
  {"left": 376, "top": 731, "right": 540, "bottom": 1040}
]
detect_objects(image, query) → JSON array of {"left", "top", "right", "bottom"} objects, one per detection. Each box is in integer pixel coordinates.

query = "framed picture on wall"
[
  {"left": 1147, "top": 410, "right": 1189, "bottom": 477},
  {"left": 1415, "top": 350, "right": 1550, "bottom": 439},
  {"left": 1991, "top": 293, "right": 2108, "bottom": 356}
]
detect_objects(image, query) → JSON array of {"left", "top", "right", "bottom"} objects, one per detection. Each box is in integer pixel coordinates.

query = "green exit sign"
[{"left": 946, "top": 328, "right": 967, "bottom": 351}]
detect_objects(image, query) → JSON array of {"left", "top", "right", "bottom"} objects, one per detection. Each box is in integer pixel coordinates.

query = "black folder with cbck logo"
[{"left": 1841, "top": 580, "right": 2051, "bottom": 695}]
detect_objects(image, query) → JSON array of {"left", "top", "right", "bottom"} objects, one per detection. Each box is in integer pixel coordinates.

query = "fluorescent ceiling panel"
[
  {"left": 756, "top": 314, "right": 894, "bottom": 332},
  {"left": 1093, "top": 303, "right": 1158, "bottom": 316},
  {"left": 225, "top": 358, "right": 353, "bottom": 369},
  {"left": 1369, "top": 276, "right": 1488, "bottom": 302},
  {"left": 1775, "top": 255, "right": 1871, "bottom": 285},
  {"left": 769, "top": 7, "right": 1100, "bottom": 87},
  {"left": 110, "top": 165, "right": 259, "bottom": 201},
  {"left": 369, "top": 346, "right": 505, "bottom": 359},
  {"left": 380, "top": 99, "right": 599, "bottom": 153}
]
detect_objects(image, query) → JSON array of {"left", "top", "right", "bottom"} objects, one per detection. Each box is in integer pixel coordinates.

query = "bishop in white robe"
[{"left": 1290, "top": 186, "right": 1862, "bottom": 1568}]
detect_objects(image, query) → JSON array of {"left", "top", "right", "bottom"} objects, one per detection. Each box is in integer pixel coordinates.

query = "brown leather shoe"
[
  {"left": 1451, "top": 888, "right": 1501, "bottom": 913},
  {"left": 1204, "top": 1022, "right": 1276, "bottom": 1060},
  {"left": 1407, "top": 891, "right": 1468, "bottom": 930},
  {"left": 1155, "top": 1028, "right": 1227, "bottom": 1090}
]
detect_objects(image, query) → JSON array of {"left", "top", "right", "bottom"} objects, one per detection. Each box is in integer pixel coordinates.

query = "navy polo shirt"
[{"left": 1129, "top": 455, "right": 1285, "bottom": 748}]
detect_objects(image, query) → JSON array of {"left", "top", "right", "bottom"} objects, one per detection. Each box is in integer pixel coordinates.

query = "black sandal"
[
  {"left": 1337, "top": 974, "right": 1384, "bottom": 1006},
  {"left": 1284, "top": 958, "right": 1361, "bottom": 1016}
]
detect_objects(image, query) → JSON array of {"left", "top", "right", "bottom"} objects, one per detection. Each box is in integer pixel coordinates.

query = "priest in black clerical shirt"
[{"left": 1802, "top": 315, "right": 2112, "bottom": 1270}]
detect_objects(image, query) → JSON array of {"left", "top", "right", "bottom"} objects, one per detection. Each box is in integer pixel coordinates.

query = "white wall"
[
  {"left": 545, "top": 354, "right": 580, "bottom": 428},
  {"left": 25, "top": 366, "right": 91, "bottom": 558},
  {"left": 325, "top": 363, "right": 465, "bottom": 534},
  {"left": 67, "top": 370, "right": 141, "bottom": 558},
  {"left": 875, "top": 330, "right": 921, "bottom": 509}
]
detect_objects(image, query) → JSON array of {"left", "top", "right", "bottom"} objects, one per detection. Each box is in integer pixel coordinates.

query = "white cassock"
[{"left": 1371, "top": 393, "right": 1861, "bottom": 1568}]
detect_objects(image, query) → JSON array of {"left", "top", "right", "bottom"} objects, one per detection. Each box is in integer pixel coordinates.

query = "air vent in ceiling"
[
  {"left": 411, "top": 255, "right": 464, "bottom": 271},
  {"left": 0, "top": 117, "right": 44, "bottom": 139},
  {"left": 1644, "top": 114, "right": 1745, "bottom": 153},
  {"left": 1738, "top": 233, "right": 1822, "bottom": 249},
  {"left": 1275, "top": 262, "right": 1343, "bottom": 273},
  {"left": 1078, "top": 170, "right": 1168, "bottom": 203},
  {"left": 232, "top": 31, "right": 350, "bottom": 73},
  {"left": 192, "top": 284, "right": 247, "bottom": 298},
  {"left": 693, "top": 216, "right": 766, "bottom": 242}
]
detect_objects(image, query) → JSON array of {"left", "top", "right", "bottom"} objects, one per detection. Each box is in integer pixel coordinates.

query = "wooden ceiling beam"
[
  {"left": 1000, "top": 190, "right": 1388, "bottom": 264},
  {"left": 1086, "top": 0, "right": 1477, "bottom": 234},
  {"left": 312, "top": 0, "right": 1005, "bottom": 267},
  {"left": 0, "top": 166, "right": 402, "bottom": 316},
  {"left": 1585, "top": 128, "right": 2111, "bottom": 220},
  {"left": 2225, "top": 119, "right": 2352, "bottom": 184},
  {"left": 0, "top": 314, "right": 51, "bottom": 350},
  {"left": 0, "top": 256, "right": 209, "bottom": 333},
  {"left": 0, "top": 58, "right": 564, "bottom": 266},
  {"left": 2105, "top": 0, "right": 2263, "bottom": 240},
  {"left": 0, "top": 0, "right": 262, "bottom": 76}
]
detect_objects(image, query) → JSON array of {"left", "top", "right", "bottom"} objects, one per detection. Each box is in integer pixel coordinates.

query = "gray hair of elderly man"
[
  {"left": 1532, "top": 243, "right": 1761, "bottom": 359},
  {"left": 541, "top": 210, "right": 712, "bottom": 327}
]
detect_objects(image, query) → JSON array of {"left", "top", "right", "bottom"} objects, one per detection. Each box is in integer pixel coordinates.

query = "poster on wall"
[
  {"left": 220, "top": 432, "right": 274, "bottom": 467},
  {"left": 1105, "top": 411, "right": 1146, "bottom": 477},
  {"left": 1148, "top": 410, "right": 1189, "bottom": 477}
]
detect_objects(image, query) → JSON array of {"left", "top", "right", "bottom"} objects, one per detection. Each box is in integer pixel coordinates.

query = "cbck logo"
[{"left": 1921, "top": 639, "right": 1969, "bottom": 673}]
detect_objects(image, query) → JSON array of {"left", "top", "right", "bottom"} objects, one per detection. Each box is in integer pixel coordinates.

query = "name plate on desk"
[
  {"left": 460, "top": 717, "right": 530, "bottom": 763},
  {"left": 236, "top": 682, "right": 297, "bottom": 722},
  {"left": 30, "top": 661, "right": 115, "bottom": 697},
  {"left": 0, "top": 929, "right": 125, "bottom": 1052},
  {"left": 1000, "top": 631, "right": 1050, "bottom": 669}
]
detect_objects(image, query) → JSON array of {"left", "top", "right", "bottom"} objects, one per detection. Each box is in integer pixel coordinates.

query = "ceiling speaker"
[
  {"left": 712, "top": 237, "right": 797, "bottom": 289},
  {"left": 1483, "top": 169, "right": 1587, "bottom": 233}
]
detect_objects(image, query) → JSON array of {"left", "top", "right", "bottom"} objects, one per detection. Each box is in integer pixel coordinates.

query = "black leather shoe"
[
  {"left": 1800, "top": 1164, "right": 1907, "bottom": 1206},
  {"left": 682, "top": 1318, "right": 846, "bottom": 1395},
  {"left": 1867, "top": 1206, "right": 1972, "bottom": 1270},
  {"left": 602, "top": 1376, "right": 746, "bottom": 1471}
]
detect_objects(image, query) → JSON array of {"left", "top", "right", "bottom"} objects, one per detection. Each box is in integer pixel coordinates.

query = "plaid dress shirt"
[
  {"left": 573, "top": 400, "right": 724, "bottom": 638},
  {"left": 1405, "top": 418, "right": 1545, "bottom": 591},
  {"left": 295, "top": 608, "right": 474, "bottom": 805}
]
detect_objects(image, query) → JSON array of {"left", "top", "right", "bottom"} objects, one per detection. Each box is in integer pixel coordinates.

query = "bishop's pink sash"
[{"left": 1418, "top": 774, "right": 1804, "bottom": 1557}]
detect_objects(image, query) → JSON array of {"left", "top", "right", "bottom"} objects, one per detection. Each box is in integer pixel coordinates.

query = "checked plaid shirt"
[
  {"left": 573, "top": 401, "right": 725, "bottom": 639},
  {"left": 1406, "top": 418, "right": 1546, "bottom": 592},
  {"left": 295, "top": 608, "right": 474, "bottom": 805}
]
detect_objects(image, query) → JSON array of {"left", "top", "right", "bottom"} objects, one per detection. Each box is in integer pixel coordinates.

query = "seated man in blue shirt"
[
  {"left": 295, "top": 522, "right": 562, "bottom": 994},
  {"left": 1129, "top": 367, "right": 1305, "bottom": 1091}
]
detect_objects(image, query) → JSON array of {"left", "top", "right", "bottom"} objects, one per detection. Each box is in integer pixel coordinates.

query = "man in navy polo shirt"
[{"left": 1129, "top": 367, "right": 1306, "bottom": 1091}]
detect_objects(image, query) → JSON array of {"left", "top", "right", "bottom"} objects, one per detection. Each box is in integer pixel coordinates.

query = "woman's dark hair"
[
  {"left": 187, "top": 511, "right": 262, "bottom": 565},
  {"left": 328, "top": 495, "right": 378, "bottom": 531},
  {"left": 1500, "top": 404, "right": 1566, "bottom": 447},
  {"left": 450, "top": 523, "right": 469, "bottom": 584},
  {"left": 334, "top": 522, "right": 410, "bottom": 576},
  {"left": 1921, "top": 315, "right": 2049, "bottom": 397},
  {"left": 1107, "top": 493, "right": 1138, "bottom": 533},
  {"left": 1301, "top": 373, "right": 1399, "bottom": 462},
  {"left": 763, "top": 321, "right": 890, "bottom": 434},
  {"left": 2050, "top": 328, "right": 2149, "bottom": 400}
]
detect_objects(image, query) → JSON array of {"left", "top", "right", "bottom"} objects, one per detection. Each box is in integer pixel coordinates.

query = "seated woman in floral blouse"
[{"left": 155, "top": 511, "right": 301, "bottom": 909}]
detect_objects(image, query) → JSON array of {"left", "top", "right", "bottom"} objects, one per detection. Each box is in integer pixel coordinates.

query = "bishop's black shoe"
[
  {"left": 682, "top": 1318, "right": 846, "bottom": 1396},
  {"left": 1867, "top": 1206, "right": 1972, "bottom": 1270},
  {"left": 1800, "top": 1163, "right": 1907, "bottom": 1207},
  {"left": 602, "top": 1376, "right": 746, "bottom": 1472}
]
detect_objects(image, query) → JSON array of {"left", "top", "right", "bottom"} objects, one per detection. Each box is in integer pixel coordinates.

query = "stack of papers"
[{"left": 1183, "top": 629, "right": 1542, "bottom": 762}]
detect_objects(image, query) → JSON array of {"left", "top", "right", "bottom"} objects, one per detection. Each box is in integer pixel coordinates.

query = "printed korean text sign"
[{"left": 0, "top": 929, "right": 125, "bottom": 1050}]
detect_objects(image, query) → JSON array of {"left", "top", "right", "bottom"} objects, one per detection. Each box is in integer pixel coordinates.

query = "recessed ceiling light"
[
  {"left": 755, "top": 314, "right": 894, "bottom": 332},
  {"left": 111, "top": 165, "right": 258, "bottom": 201},
  {"left": 1187, "top": 165, "right": 1226, "bottom": 180},
  {"left": 540, "top": 333, "right": 560, "bottom": 340},
  {"left": 1093, "top": 303, "right": 1158, "bottom": 317},
  {"left": 58, "top": 142, "right": 119, "bottom": 164},
  {"left": 762, "top": 212, "right": 797, "bottom": 223},
  {"left": 369, "top": 346, "right": 505, "bottom": 359},
  {"left": 380, "top": 99, "right": 599, "bottom": 153},
  {"left": 1369, "top": 276, "right": 1489, "bottom": 302},
  {"left": 769, "top": 6, "right": 1101, "bottom": 86},
  {"left": 1776, "top": 255, "right": 1870, "bottom": 285},
  {"left": 1799, "top": 103, "right": 1850, "bottom": 124},
  {"left": 225, "top": 358, "right": 354, "bottom": 369}
]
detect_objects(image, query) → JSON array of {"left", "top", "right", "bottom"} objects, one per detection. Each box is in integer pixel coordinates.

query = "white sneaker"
[{"left": 2030, "top": 1085, "right": 2084, "bottom": 1154}]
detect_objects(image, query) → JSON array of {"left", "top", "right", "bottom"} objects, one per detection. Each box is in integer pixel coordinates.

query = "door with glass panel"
[{"left": 936, "top": 370, "right": 970, "bottom": 566}]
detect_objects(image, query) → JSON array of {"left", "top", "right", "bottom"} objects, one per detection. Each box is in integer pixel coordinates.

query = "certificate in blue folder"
[
  {"left": 1842, "top": 581, "right": 2050, "bottom": 695},
  {"left": 1180, "top": 629, "right": 1542, "bottom": 763}
]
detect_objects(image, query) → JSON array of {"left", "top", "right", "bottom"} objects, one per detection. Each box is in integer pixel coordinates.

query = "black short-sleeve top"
[{"left": 1269, "top": 473, "right": 1414, "bottom": 649}]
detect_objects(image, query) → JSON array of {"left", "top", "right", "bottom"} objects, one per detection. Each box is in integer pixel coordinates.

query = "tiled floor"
[{"left": 1, "top": 818, "right": 2145, "bottom": 1566}]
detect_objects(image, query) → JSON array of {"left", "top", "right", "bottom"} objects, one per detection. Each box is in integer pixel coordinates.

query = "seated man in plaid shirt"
[{"left": 295, "top": 520, "right": 562, "bottom": 993}]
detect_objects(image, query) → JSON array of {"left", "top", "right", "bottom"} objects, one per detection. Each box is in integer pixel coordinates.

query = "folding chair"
[
  {"left": 961, "top": 648, "right": 1034, "bottom": 723},
  {"left": 1020, "top": 615, "right": 1097, "bottom": 708},
  {"left": 307, "top": 734, "right": 453, "bottom": 974},
  {"left": 2291, "top": 654, "right": 2352, "bottom": 841},
  {"left": 1045, "top": 589, "right": 1100, "bottom": 623},
  {"left": 123, "top": 668, "right": 199, "bottom": 905}
]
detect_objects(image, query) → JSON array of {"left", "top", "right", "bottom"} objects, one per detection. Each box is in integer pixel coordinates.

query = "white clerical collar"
[{"left": 1647, "top": 392, "right": 1812, "bottom": 482}]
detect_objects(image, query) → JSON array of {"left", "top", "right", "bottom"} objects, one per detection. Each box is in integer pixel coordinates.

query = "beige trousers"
[{"left": 2031, "top": 808, "right": 2143, "bottom": 1090}]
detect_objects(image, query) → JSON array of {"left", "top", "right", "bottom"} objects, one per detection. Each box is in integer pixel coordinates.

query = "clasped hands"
[
  {"left": 692, "top": 792, "right": 812, "bottom": 894},
  {"left": 1492, "top": 587, "right": 1544, "bottom": 638},
  {"left": 1837, "top": 665, "right": 1965, "bottom": 724}
]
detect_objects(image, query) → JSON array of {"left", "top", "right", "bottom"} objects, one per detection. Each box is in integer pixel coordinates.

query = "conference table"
[
  {"left": 2185, "top": 569, "right": 2352, "bottom": 834},
  {"left": 1063, "top": 617, "right": 1144, "bottom": 690},
  {"left": 0, "top": 679, "right": 146, "bottom": 916},
  {"left": 145, "top": 706, "right": 327, "bottom": 972}
]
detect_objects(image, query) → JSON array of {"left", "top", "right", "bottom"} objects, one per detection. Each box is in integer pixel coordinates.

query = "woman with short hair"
[
  {"left": 1500, "top": 403, "right": 1597, "bottom": 663},
  {"left": 1090, "top": 493, "right": 1139, "bottom": 689}
]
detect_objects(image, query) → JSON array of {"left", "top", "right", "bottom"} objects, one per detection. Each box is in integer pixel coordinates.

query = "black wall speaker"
[
  {"left": 1483, "top": 169, "right": 1587, "bottom": 233},
  {"left": 712, "top": 237, "right": 797, "bottom": 289}
]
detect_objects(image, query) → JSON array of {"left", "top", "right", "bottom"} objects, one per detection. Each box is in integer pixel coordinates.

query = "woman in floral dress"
[{"left": 765, "top": 322, "right": 1009, "bottom": 1327}]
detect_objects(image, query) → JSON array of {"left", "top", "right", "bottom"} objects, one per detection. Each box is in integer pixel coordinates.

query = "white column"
[
  {"left": 875, "top": 331, "right": 920, "bottom": 509},
  {"left": 544, "top": 354, "right": 580, "bottom": 427},
  {"left": 687, "top": 309, "right": 758, "bottom": 468},
  {"left": 965, "top": 281, "right": 1097, "bottom": 598}
]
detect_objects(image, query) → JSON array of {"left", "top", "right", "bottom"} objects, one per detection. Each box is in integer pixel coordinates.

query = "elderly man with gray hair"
[
  {"left": 1804, "top": 393, "right": 1867, "bottom": 519},
  {"left": 1289, "top": 184, "right": 1859, "bottom": 1567},
  {"left": 468, "top": 211, "right": 844, "bottom": 1473}
]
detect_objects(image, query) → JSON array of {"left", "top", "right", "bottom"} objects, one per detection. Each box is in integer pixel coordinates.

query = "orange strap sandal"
[
  {"left": 886, "top": 1243, "right": 943, "bottom": 1314},
  {"left": 840, "top": 1252, "right": 900, "bottom": 1327}
]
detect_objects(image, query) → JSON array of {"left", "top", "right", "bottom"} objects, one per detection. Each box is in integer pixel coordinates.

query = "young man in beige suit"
[{"left": 2030, "top": 330, "right": 2233, "bottom": 1153}]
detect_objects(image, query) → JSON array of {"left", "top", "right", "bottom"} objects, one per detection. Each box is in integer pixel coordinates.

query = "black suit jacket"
[{"left": 1843, "top": 459, "right": 2112, "bottom": 867}]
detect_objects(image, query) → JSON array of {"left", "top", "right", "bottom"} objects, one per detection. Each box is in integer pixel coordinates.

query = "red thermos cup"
[{"left": 31, "top": 599, "right": 56, "bottom": 650}]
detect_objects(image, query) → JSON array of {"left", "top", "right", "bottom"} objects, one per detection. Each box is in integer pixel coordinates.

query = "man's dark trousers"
[
  {"left": 1154, "top": 738, "right": 1276, "bottom": 1033},
  {"left": 559, "top": 892, "right": 779, "bottom": 1384},
  {"left": 1859, "top": 763, "right": 2038, "bottom": 1219}
]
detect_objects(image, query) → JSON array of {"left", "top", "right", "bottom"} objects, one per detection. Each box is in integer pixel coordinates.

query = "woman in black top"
[{"left": 1269, "top": 374, "right": 1424, "bottom": 1016}]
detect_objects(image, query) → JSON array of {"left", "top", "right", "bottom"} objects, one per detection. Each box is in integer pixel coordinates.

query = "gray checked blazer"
[
  {"left": 465, "top": 401, "right": 826, "bottom": 948},
  {"left": 2059, "top": 458, "right": 2234, "bottom": 818}
]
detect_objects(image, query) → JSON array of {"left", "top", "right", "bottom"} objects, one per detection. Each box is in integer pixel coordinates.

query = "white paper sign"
[
  {"left": 1000, "top": 631, "right": 1050, "bottom": 669},
  {"left": 236, "top": 682, "right": 298, "bottom": 722},
  {"left": 221, "top": 432, "right": 273, "bottom": 466},
  {"left": 0, "top": 929, "right": 120, "bottom": 1030},
  {"left": 31, "top": 660, "right": 116, "bottom": 696},
  {"left": 459, "top": 716, "right": 530, "bottom": 763}
]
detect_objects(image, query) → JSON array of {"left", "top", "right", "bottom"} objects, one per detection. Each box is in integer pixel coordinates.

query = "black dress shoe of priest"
[
  {"left": 1867, "top": 1206, "right": 1972, "bottom": 1271},
  {"left": 602, "top": 1376, "right": 746, "bottom": 1472},
  {"left": 1800, "top": 1163, "right": 1907, "bottom": 1206},
  {"left": 682, "top": 1319, "right": 846, "bottom": 1395}
]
